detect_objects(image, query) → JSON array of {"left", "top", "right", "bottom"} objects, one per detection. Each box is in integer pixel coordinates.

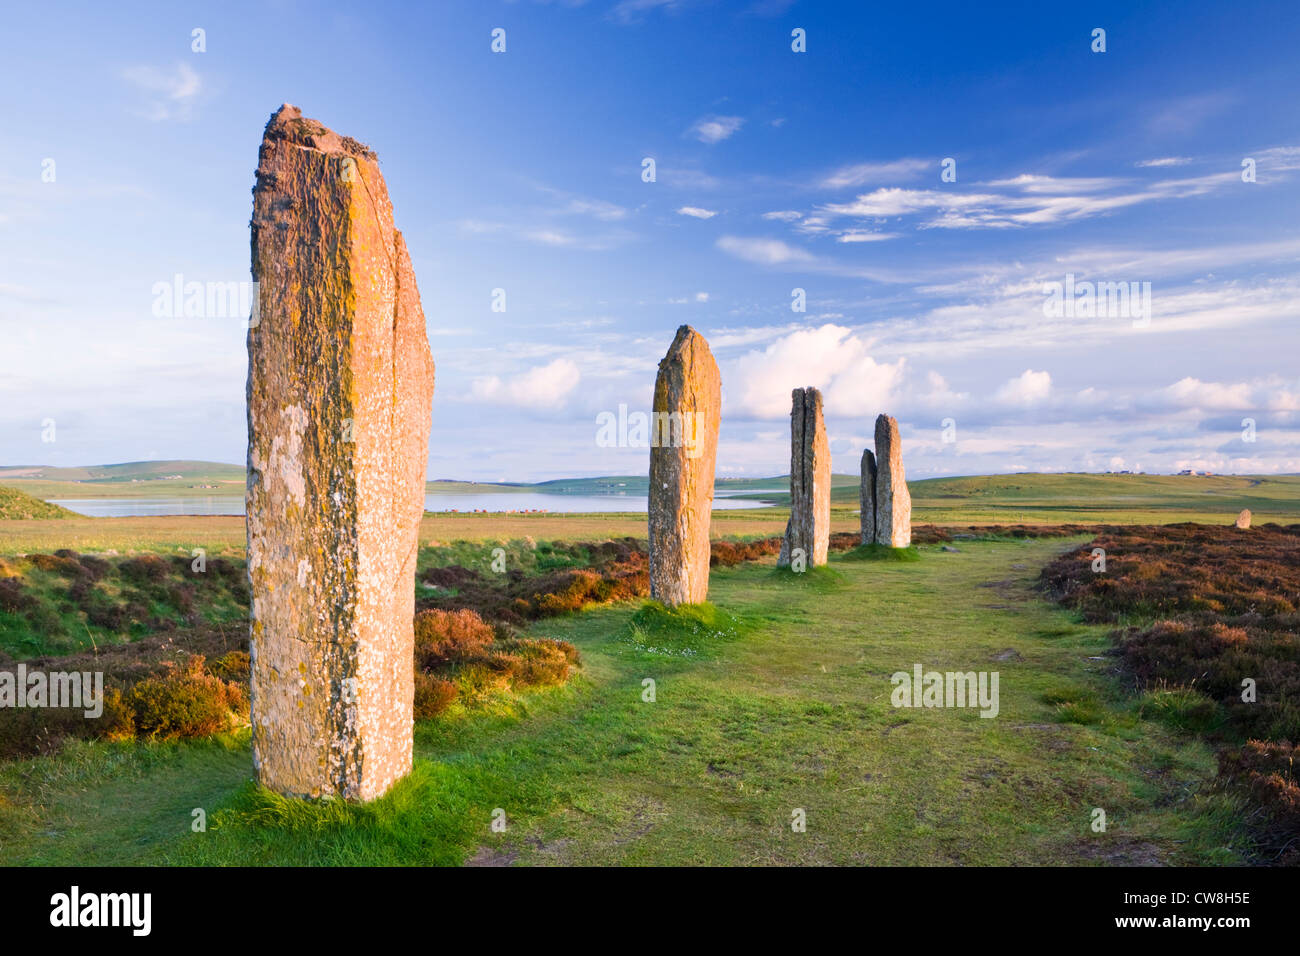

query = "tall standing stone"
[
  {"left": 648, "top": 326, "right": 721, "bottom": 607},
  {"left": 860, "top": 449, "right": 877, "bottom": 545},
  {"left": 246, "top": 105, "right": 435, "bottom": 802},
  {"left": 778, "top": 387, "right": 831, "bottom": 568},
  {"left": 873, "top": 414, "right": 911, "bottom": 547}
]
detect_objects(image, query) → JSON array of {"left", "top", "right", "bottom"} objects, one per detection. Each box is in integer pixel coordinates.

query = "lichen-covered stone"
[
  {"left": 246, "top": 105, "right": 435, "bottom": 802},
  {"left": 778, "top": 387, "right": 830, "bottom": 568},
  {"left": 648, "top": 326, "right": 721, "bottom": 607},
  {"left": 873, "top": 414, "right": 911, "bottom": 548},
  {"left": 860, "top": 449, "right": 877, "bottom": 545},
  {"left": 1236, "top": 509, "right": 1252, "bottom": 529}
]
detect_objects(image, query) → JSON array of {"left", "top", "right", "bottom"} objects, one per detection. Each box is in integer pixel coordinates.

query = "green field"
[
  {"left": 5, "top": 462, "right": 1297, "bottom": 528},
  {"left": 902, "top": 473, "right": 1300, "bottom": 525},
  {"left": 0, "top": 462, "right": 838, "bottom": 501},
  {"left": 0, "top": 461, "right": 245, "bottom": 501},
  {"left": 0, "top": 486, "right": 74, "bottom": 521},
  {"left": 0, "top": 469, "right": 1294, "bottom": 866},
  {"left": 0, "top": 537, "right": 1242, "bottom": 866}
]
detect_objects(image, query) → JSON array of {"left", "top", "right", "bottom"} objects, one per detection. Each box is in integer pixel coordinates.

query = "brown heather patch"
[
  {"left": 1218, "top": 740, "right": 1300, "bottom": 865},
  {"left": 411, "top": 607, "right": 578, "bottom": 717},
  {"left": 0, "top": 624, "right": 249, "bottom": 759},
  {"left": 1041, "top": 522, "right": 1300, "bottom": 862},
  {"left": 2, "top": 524, "right": 1008, "bottom": 757}
]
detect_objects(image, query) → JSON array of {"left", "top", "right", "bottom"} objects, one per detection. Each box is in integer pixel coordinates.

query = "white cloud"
[
  {"left": 471, "top": 359, "right": 581, "bottom": 408},
  {"left": 677, "top": 205, "right": 718, "bottom": 219},
  {"left": 715, "top": 235, "right": 815, "bottom": 266},
  {"left": 689, "top": 115, "right": 744, "bottom": 144},
  {"left": 611, "top": 0, "right": 683, "bottom": 24},
  {"left": 762, "top": 210, "right": 802, "bottom": 222},
  {"left": 821, "top": 159, "right": 931, "bottom": 189},
  {"left": 121, "top": 62, "right": 201, "bottom": 121},
  {"left": 457, "top": 219, "right": 631, "bottom": 251},
  {"left": 985, "top": 174, "right": 1122, "bottom": 194},
  {"left": 803, "top": 166, "right": 1274, "bottom": 234},
  {"left": 1137, "top": 157, "right": 1192, "bottom": 168},
  {"left": 837, "top": 230, "right": 898, "bottom": 243},
  {"left": 727, "top": 324, "right": 905, "bottom": 418},
  {"left": 1154, "top": 376, "right": 1300, "bottom": 412},
  {"left": 994, "top": 369, "right": 1052, "bottom": 405},
  {"left": 557, "top": 197, "right": 627, "bottom": 221}
]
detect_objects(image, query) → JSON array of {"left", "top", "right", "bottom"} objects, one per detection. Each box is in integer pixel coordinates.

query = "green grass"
[
  {"left": 0, "top": 486, "right": 74, "bottom": 520},
  {"left": 8, "top": 464, "right": 1298, "bottom": 526},
  {"left": 0, "top": 460, "right": 245, "bottom": 501},
  {"left": 841, "top": 543, "right": 923, "bottom": 562},
  {"left": 0, "top": 537, "right": 1247, "bottom": 866},
  {"left": 904, "top": 472, "right": 1300, "bottom": 525}
]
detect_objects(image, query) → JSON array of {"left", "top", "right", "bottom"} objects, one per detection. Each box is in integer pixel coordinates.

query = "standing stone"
[
  {"left": 246, "top": 105, "right": 435, "bottom": 802},
  {"left": 648, "top": 326, "right": 722, "bottom": 607},
  {"left": 778, "top": 387, "right": 831, "bottom": 568},
  {"left": 860, "top": 449, "right": 877, "bottom": 545},
  {"left": 874, "top": 414, "right": 911, "bottom": 547},
  {"left": 1236, "top": 509, "right": 1252, "bottom": 529}
]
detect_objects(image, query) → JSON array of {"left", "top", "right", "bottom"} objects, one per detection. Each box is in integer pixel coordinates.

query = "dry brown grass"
[{"left": 1042, "top": 522, "right": 1300, "bottom": 863}]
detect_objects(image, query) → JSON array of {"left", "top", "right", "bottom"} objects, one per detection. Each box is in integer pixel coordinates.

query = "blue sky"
[{"left": 2, "top": 0, "right": 1298, "bottom": 481}]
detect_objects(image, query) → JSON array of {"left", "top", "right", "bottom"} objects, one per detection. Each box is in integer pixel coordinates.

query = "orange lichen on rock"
[{"left": 247, "top": 105, "right": 435, "bottom": 801}]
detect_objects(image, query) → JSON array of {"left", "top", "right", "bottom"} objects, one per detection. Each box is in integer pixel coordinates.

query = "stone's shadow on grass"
[
  {"left": 837, "top": 543, "right": 922, "bottom": 562},
  {"left": 619, "top": 600, "right": 748, "bottom": 660}
]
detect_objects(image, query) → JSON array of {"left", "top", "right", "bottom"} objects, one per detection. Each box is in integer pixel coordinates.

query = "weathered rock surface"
[
  {"left": 648, "top": 326, "right": 722, "bottom": 607},
  {"left": 860, "top": 449, "right": 877, "bottom": 545},
  {"left": 246, "top": 105, "right": 435, "bottom": 802},
  {"left": 873, "top": 414, "right": 911, "bottom": 547},
  {"left": 1236, "top": 509, "right": 1252, "bottom": 529},
  {"left": 778, "top": 387, "right": 831, "bottom": 568}
]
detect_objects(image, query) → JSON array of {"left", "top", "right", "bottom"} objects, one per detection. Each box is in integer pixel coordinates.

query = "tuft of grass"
[
  {"left": 1054, "top": 700, "right": 1103, "bottom": 725},
  {"left": 768, "top": 563, "right": 846, "bottom": 591},
  {"left": 1139, "top": 685, "right": 1225, "bottom": 735},
  {"left": 622, "top": 600, "right": 747, "bottom": 659},
  {"left": 0, "top": 486, "right": 75, "bottom": 520}
]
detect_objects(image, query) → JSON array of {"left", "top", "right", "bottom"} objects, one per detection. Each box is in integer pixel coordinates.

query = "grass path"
[{"left": 0, "top": 538, "right": 1243, "bottom": 866}]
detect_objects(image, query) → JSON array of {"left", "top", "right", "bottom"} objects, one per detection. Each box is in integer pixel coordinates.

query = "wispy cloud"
[
  {"left": 457, "top": 219, "right": 631, "bottom": 250},
  {"left": 676, "top": 205, "right": 718, "bottom": 219},
  {"left": 820, "top": 158, "right": 932, "bottom": 189},
  {"left": 610, "top": 0, "right": 687, "bottom": 24},
  {"left": 813, "top": 168, "right": 1251, "bottom": 232},
  {"left": 1147, "top": 91, "right": 1236, "bottom": 136},
  {"left": 689, "top": 115, "right": 744, "bottom": 144},
  {"left": 471, "top": 359, "right": 581, "bottom": 408},
  {"left": 121, "top": 62, "right": 201, "bottom": 121},
  {"left": 715, "top": 235, "right": 815, "bottom": 266}
]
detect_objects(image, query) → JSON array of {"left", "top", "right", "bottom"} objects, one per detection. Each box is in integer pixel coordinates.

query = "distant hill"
[
  {"left": 0, "top": 486, "right": 74, "bottom": 520},
  {"left": 901, "top": 472, "right": 1300, "bottom": 525},
  {"left": 3, "top": 462, "right": 1297, "bottom": 525},
  {"left": 0, "top": 460, "right": 245, "bottom": 500},
  {"left": 424, "top": 474, "right": 860, "bottom": 497}
]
